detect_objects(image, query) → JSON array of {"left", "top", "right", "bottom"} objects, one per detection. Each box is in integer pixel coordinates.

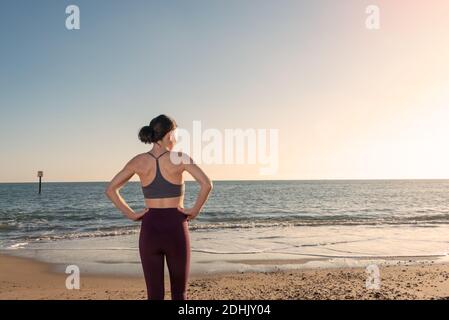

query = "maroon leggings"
[{"left": 139, "top": 207, "right": 190, "bottom": 300}]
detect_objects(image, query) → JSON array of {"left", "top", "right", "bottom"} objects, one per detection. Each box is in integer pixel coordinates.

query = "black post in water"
[{"left": 37, "top": 171, "right": 43, "bottom": 194}]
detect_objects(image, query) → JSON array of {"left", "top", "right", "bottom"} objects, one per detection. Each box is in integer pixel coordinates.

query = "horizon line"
[{"left": 1, "top": 178, "right": 449, "bottom": 184}]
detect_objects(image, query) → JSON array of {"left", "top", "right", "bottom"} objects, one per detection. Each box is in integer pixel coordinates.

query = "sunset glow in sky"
[{"left": 1, "top": 0, "right": 449, "bottom": 182}]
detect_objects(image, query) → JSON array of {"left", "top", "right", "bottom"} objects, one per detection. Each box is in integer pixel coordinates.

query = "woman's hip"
[{"left": 140, "top": 207, "right": 189, "bottom": 233}]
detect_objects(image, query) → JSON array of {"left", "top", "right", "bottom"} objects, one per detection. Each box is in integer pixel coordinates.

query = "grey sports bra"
[{"left": 141, "top": 150, "right": 185, "bottom": 199}]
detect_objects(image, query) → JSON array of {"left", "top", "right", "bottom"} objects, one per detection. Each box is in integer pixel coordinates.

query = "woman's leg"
[
  {"left": 166, "top": 242, "right": 190, "bottom": 299},
  {"left": 139, "top": 249, "right": 165, "bottom": 300},
  {"left": 165, "top": 213, "right": 190, "bottom": 300},
  {"left": 139, "top": 213, "right": 165, "bottom": 300}
]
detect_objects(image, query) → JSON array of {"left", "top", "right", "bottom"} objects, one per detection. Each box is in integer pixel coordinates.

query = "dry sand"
[{"left": 1, "top": 254, "right": 449, "bottom": 300}]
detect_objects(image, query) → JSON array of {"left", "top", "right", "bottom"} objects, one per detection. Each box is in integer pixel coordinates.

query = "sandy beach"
[{"left": 1, "top": 254, "right": 449, "bottom": 300}]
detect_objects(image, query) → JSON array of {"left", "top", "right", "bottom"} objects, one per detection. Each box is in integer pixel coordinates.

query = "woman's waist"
[
  {"left": 144, "top": 196, "right": 183, "bottom": 208},
  {"left": 145, "top": 207, "right": 181, "bottom": 212},
  {"left": 141, "top": 207, "right": 188, "bottom": 223}
]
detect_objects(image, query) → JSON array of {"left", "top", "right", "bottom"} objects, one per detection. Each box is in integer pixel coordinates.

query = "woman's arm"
[
  {"left": 105, "top": 156, "right": 147, "bottom": 221},
  {"left": 178, "top": 154, "right": 213, "bottom": 220}
]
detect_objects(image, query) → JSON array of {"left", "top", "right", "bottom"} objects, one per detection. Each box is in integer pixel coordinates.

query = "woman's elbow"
[
  {"left": 104, "top": 184, "right": 115, "bottom": 197},
  {"left": 202, "top": 180, "right": 213, "bottom": 191}
]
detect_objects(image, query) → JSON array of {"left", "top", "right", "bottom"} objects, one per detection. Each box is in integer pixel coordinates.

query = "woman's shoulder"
[
  {"left": 166, "top": 151, "right": 192, "bottom": 165},
  {"left": 127, "top": 152, "right": 148, "bottom": 166}
]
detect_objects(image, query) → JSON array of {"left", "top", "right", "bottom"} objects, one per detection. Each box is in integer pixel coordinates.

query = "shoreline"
[
  {"left": 2, "top": 253, "right": 449, "bottom": 300},
  {"left": 4, "top": 223, "right": 449, "bottom": 278}
]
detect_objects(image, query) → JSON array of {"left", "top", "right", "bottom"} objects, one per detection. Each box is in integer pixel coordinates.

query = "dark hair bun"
[
  {"left": 138, "top": 114, "right": 177, "bottom": 145},
  {"left": 138, "top": 125, "right": 154, "bottom": 144}
]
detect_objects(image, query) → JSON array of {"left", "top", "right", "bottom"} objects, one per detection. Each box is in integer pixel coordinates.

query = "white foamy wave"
[
  {"left": 18, "top": 227, "right": 141, "bottom": 243},
  {"left": 5, "top": 218, "right": 445, "bottom": 248},
  {"left": 189, "top": 221, "right": 295, "bottom": 230},
  {"left": 8, "top": 242, "right": 29, "bottom": 249}
]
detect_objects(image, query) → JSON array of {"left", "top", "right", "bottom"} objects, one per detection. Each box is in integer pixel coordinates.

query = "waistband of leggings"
[{"left": 146, "top": 207, "right": 181, "bottom": 212}]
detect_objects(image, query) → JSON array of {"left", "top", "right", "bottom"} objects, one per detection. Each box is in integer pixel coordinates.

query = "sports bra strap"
[{"left": 147, "top": 150, "right": 169, "bottom": 160}]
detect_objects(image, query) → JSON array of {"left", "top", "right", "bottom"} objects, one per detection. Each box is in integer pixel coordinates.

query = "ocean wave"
[
  {"left": 2, "top": 213, "right": 449, "bottom": 248},
  {"left": 8, "top": 242, "right": 29, "bottom": 249},
  {"left": 4, "top": 226, "right": 141, "bottom": 244},
  {"left": 0, "top": 222, "right": 17, "bottom": 230}
]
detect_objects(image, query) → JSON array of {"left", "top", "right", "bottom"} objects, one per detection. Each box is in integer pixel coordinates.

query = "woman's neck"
[{"left": 151, "top": 143, "right": 169, "bottom": 156}]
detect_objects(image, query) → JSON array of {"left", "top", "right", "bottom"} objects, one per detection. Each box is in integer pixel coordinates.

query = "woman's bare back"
[{"left": 136, "top": 151, "right": 185, "bottom": 208}]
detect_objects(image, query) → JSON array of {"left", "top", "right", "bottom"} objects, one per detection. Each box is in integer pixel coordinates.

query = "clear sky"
[{"left": 1, "top": 0, "right": 449, "bottom": 182}]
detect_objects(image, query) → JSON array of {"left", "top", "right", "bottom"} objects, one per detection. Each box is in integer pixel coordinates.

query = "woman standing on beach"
[{"left": 105, "top": 114, "right": 213, "bottom": 300}]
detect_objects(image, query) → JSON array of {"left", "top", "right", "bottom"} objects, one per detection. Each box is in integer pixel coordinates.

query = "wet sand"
[{"left": 1, "top": 254, "right": 449, "bottom": 300}]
